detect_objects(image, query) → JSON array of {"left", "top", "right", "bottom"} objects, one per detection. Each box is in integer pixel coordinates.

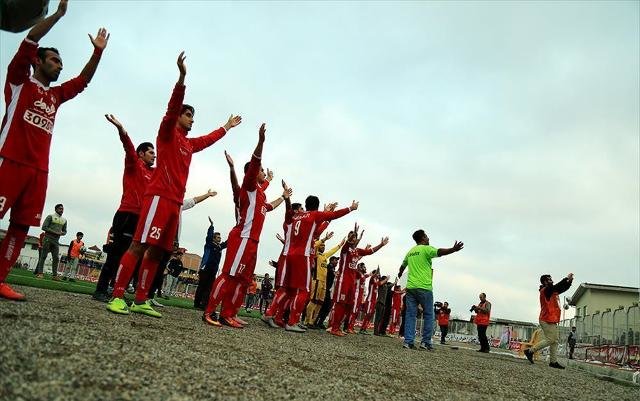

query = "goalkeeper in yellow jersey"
[{"left": 305, "top": 236, "right": 345, "bottom": 328}]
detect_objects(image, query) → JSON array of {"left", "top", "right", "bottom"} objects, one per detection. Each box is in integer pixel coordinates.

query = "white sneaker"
[
  {"left": 285, "top": 324, "right": 307, "bottom": 333},
  {"left": 149, "top": 298, "right": 165, "bottom": 308}
]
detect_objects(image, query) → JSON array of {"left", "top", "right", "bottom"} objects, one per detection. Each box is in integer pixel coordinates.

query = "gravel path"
[{"left": 1, "top": 286, "right": 637, "bottom": 401}]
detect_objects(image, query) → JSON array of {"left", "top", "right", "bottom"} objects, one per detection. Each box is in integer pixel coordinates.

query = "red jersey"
[
  {"left": 288, "top": 209, "right": 350, "bottom": 257},
  {"left": 364, "top": 276, "right": 380, "bottom": 306},
  {"left": 117, "top": 131, "right": 154, "bottom": 214},
  {"left": 392, "top": 290, "right": 404, "bottom": 310},
  {"left": 1, "top": 39, "right": 87, "bottom": 172},
  {"left": 338, "top": 244, "right": 374, "bottom": 283},
  {"left": 144, "top": 84, "right": 227, "bottom": 204},
  {"left": 235, "top": 154, "right": 274, "bottom": 242}
]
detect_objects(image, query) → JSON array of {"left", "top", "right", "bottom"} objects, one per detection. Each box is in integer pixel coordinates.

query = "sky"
[{"left": 1, "top": 0, "right": 638, "bottom": 322}]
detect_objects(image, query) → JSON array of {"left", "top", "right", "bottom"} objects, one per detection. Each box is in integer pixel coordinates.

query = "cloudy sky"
[{"left": 1, "top": 1, "right": 638, "bottom": 322}]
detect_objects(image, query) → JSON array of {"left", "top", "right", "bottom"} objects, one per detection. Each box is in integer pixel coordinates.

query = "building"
[{"left": 568, "top": 283, "right": 639, "bottom": 317}]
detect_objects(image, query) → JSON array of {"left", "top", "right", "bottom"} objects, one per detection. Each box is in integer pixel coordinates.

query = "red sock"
[
  {"left": 331, "top": 303, "right": 346, "bottom": 331},
  {"left": 134, "top": 253, "right": 160, "bottom": 303},
  {"left": 287, "top": 289, "right": 309, "bottom": 326},
  {"left": 0, "top": 223, "right": 28, "bottom": 282},
  {"left": 221, "top": 278, "right": 244, "bottom": 319},
  {"left": 112, "top": 250, "right": 140, "bottom": 298},
  {"left": 265, "top": 287, "right": 287, "bottom": 317},
  {"left": 205, "top": 275, "right": 228, "bottom": 315}
]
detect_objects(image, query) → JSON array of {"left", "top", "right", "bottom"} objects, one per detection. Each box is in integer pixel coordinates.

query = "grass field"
[
  {"left": 5, "top": 268, "right": 261, "bottom": 317},
  {"left": 1, "top": 286, "right": 638, "bottom": 401}
]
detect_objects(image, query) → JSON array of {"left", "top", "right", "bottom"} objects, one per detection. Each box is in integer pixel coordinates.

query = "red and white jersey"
[
  {"left": 279, "top": 207, "right": 295, "bottom": 257},
  {"left": 392, "top": 290, "right": 404, "bottom": 310},
  {"left": 1, "top": 39, "right": 87, "bottom": 172},
  {"left": 364, "top": 276, "right": 380, "bottom": 307},
  {"left": 288, "top": 208, "right": 351, "bottom": 257},
  {"left": 117, "top": 132, "right": 154, "bottom": 214},
  {"left": 234, "top": 154, "right": 274, "bottom": 242},
  {"left": 144, "top": 84, "right": 227, "bottom": 204},
  {"left": 338, "top": 244, "right": 374, "bottom": 282}
]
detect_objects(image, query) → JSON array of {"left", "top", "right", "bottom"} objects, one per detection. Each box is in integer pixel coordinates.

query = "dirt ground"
[{"left": 1, "top": 286, "right": 637, "bottom": 401}]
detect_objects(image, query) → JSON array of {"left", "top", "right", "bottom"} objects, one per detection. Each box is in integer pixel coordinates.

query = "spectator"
[
  {"left": 163, "top": 252, "right": 184, "bottom": 297},
  {"left": 568, "top": 326, "right": 577, "bottom": 359},
  {"left": 245, "top": 274, "right": 258, "bottom": 311},
  {"left": 34, "top": 204, "right": 67, "bottom": 279},
  {"left": 436, "top": 301, "right": 451, "bottom": 344},
  {"left": 259, "top": 273, "right": 273, "bottom": 314},
  {"left": 471, "top": 293, "right": 491, "bottom": 353},
  {"left": 194, "top": 217, "right": 227, "bottom": 310},
  {"left": 64, "top": 232, "right": 84, "bottom": 282}
]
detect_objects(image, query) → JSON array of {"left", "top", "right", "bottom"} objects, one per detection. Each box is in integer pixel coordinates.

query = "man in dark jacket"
[
  {"left": 314, "top": 256, "right": 339, "bottom": 329},
  {"left": 194, "top": 217, "right": 227, "bottom": 309},
  {"left": 374, "top": 279, "right": 394, "bottom": 336},
  {"left": 259, "top": 273, "right": 273, "bottom": 314}
]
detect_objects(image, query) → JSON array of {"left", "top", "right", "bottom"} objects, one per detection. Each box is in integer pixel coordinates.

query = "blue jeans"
[{"left": 404, "top": 288, "right": 434, "bottom": 346}]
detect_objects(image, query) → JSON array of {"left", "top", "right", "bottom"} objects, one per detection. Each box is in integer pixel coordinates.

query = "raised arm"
[
  {"left": 190, "top": 115, "right": 241, "bottom": 153},
  {"left": 159, "top": 52, "right": 187, "bottom": 140},
  {"left": 225, "top": 151, "right": 240, "bottom": 200},
  {"left": 437, "top": 241, "right": 464, "bottom": 257},
  {"left": 314, "top": 200, "right": 359, "bottom": 224},
  {"left": 78, "top": 27, "right": 110, "bottom": 84},
  {"left": 26, "top": 0, "right": 67, "bottom": 43},
  {"left": 192, "top": 189, "right": 217, "bottom": 205},
  {"left": 242, "top": 123, "right": 266, "bottom": 191},
  {"left": 104, "top": 114, "right": 136, "bottom": 166},
  {"left": 359, "top": 236, "right": 389, "bottom": 256},
  {"left": 268, "top": 184, "right": 292, "bottom": 211}
]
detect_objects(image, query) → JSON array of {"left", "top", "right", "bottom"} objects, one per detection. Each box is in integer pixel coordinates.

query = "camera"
[{"left": 469, "top": 305, "right": 476, "bottom": 312}]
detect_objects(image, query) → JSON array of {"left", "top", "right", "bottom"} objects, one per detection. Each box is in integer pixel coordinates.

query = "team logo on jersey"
[{"left": 34, "top": 98, "right": 56, "bottom": 115}]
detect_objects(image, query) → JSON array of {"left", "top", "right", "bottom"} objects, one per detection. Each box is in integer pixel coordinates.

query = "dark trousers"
[
  {"left": 95, "top": 211, "right": 138, "bottom": 294},
  {"left": 569, "top": 342, "right": 576, "bottom": 359},
  {"left": 314, "top": 287, "right": 333, "bottom": 326},
  {"left": 440, "top": 324, "right": 449, "bottom": 343},
  {"left": 399, "top": 303, "right": 407, "bottom": 337},
  {"left": 194, "top": 267, "right": 217, "bottom": 308},
  {"left": 477, "top": 324, "right": 489, "bottom": 351},
  {"left": 374, "top": 302, "right": 387, "bottom": 335},
  {"left": 259, "top": 296, "right": 271, "bottom": 314}
]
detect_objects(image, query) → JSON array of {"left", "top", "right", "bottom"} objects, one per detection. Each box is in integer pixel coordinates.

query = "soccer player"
[
  {"left": 93, "top": 114, "right": 155, "bottom": 302},
  {"left": 329, "top": 226, "right": 389, "bottom": 337},
  {"left": 203, "top": 123, "right": 290, "bottom": 328},
  {"left": 0, "top": 0, "right": 110, "bottom": 300},
  {"left": 267, "top": 197, "right": 358, "bottom": 332},
  {"left": 359, "top": 268, "right": 387, "bottom": 335},
  {"left": 107, "top": 52, "right": 241, "bottom": 317},
  {"left": 388, "top": 285, "right": 405, "bottom": 335},
  {"left": 304, "top": 236, "right": 344, "bottom": 328}
]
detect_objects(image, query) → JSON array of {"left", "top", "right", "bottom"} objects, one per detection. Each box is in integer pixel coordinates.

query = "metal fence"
[{"left": 559, "top": 304, "right": 640, "bottom": 346}]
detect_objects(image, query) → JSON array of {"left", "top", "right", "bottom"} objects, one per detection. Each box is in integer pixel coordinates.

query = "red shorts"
[
  {"left": 282, "top": 254, "right": 311, "bottom": 291},
  {"left": 333, "top": 271, "right": 357, "bottom": 305},
  {"left": 133, "top": 195, "right": 180, "bottom": 252},
  {"left": 221, "top": 231, "right": 258, "bottom": 283},
  {"left": 0, "top": 157, "right": 47, "bottom": 226}
]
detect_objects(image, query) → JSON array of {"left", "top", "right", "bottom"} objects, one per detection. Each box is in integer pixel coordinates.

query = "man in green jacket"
[{"left": 34, "top": 204, "right": 67, "bottom": 279}]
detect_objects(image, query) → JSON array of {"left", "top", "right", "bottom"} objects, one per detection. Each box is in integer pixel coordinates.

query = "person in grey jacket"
[{"left": 34, "top": 204, "right": 67, "bottom": 279}]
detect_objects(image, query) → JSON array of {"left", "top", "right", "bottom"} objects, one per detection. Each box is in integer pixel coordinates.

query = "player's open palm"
[{"left": 89, "top": 28, "right": 110, "bottom": 50}]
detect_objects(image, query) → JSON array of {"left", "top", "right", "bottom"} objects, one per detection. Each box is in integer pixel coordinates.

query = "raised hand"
[
  {"left": 350, "top": 200, "right": 359, "bottom": 211},
  {"left": 177, "top": 51, "right": 186, "bottom": 76},
  {"left": 225, "top": 115, "right": 242, "bottom": 130},
  {"left": 57, "top": 0, "right": 68, "bottom": 17},
  {"left": 452, "top": 241, "right": 464, "bottom": 252},
  {"left": 324, "top": 202, "right": 337, "bottom": 212},
  {"left": 207, "top": 189, "right": 217, "bottom": 198},
  {"left": 224, "top": 150, "right": 234, "bottom": 167},
  {"left": 282, "top": 186, "right": 293, "bottom": 199},
  {"left": 380, "top": 237, "right": 389, "bottom": 247},
  {"left": 266, "top": 168, "right": 274, "bottom": 182},
  {"left": 567, "top": 273, "right": 574, "bottom": 281},
  {"left": 208, "top": 216, "right": 213, "bottom": 225},
  {"left": 323, "top": 231, "right": 334, "bottom": 242},
  {"left": 258, "top": 123, "right": 266, "bottom": 142},
  {"left": 339, "top": 237, "right": 346, "bottom": 247},
  {"left": 104, "top": 114, "right": 125, "bottom": 133},
  {"left": 89, "top": 27, "right": 110, "bottom": 51}
]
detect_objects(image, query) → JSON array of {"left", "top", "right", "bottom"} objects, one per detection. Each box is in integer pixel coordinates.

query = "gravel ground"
[{"left": 1, "top": 286, "right": 638, "bottom": 401}]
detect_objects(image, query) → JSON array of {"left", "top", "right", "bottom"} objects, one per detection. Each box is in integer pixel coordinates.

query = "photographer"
[
  {"left": 435, "top": 301, "right": 451, "bottom": 344},
  {"left": 471, "top": 293, "right": 491, "bottom": 353}
]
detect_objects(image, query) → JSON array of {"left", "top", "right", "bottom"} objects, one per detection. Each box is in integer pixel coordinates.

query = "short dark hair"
[
  {"left": 76, "top": 232, "right": 83, "bottom": 236},
  {"left": 412, "top": 229, "right": 426, "bottom": 243},
  {"left": 136, "top": 142, "right": 154, "bottom": 154},
  {"left": 181, "top": 104, "right": 194, "bottom": 115},
  {"left": 305, "top": 196, "right": 320, "bottom": 211},
  {"left": 292, "top": 203, "right": 302, "bottom": 211},
  {"left": 329, "top": 256, "right": 339, "bottom": 262},
  {"left": 540, "top": 274, "right": 551, "bottom": 285},
  {"left": 213, "top": 232, "right": 220, "bottom": 236},
  {"left": 55, "top": 203, "right": 63, "bottom": 209},
  {"left": 36, "top": 47, "right": 60, "bottom": 62}
]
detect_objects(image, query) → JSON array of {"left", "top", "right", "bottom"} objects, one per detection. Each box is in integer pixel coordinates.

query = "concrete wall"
[{"left": 575, "top": 288, "right": 640, "bottom": 317}]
